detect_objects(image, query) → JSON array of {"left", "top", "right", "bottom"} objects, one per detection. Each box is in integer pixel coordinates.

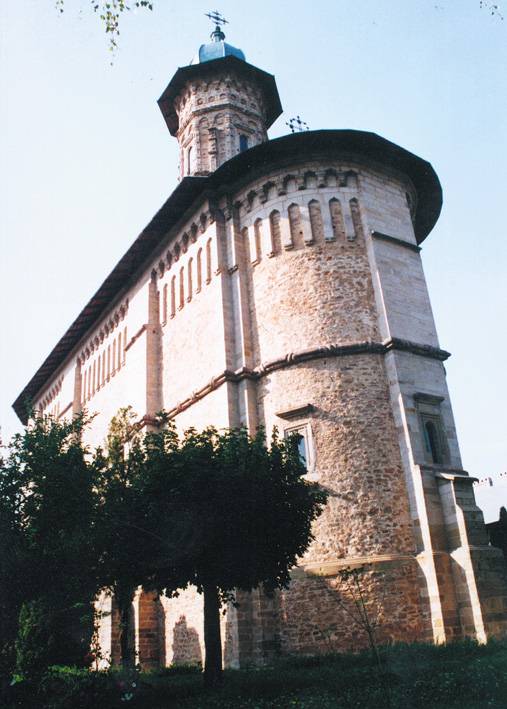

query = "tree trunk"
[{"left": 203, "top": 583, "right": 222, "bottom": 687}]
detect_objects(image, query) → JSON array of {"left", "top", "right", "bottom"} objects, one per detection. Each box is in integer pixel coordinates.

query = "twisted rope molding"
[{"left": 163, "top": 338, "right": 451, "bottom": 420}]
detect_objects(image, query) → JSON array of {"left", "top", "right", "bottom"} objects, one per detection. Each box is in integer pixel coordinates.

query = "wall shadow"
[{"left": 172, "top": 614, "right": 202, "bottom": 666}]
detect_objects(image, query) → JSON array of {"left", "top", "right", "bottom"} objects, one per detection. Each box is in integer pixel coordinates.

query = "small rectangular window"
[
  {"left": 284, "top": 425, "right": 312, "bottom": 472},
  {"left": 239, "top": 134, "right": 249, "bottom": 152}
]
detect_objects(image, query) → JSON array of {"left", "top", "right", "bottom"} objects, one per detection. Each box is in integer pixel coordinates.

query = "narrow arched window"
[
  {"left": 288, "top": 203, "right": 304, "bottom": 249},
  {"left": 87, "top": 366, "right": 92, "bottom": 399},
  {"left": 269, "top": 210, "right": 282, "bottom": 255},
  {"left": 186, "top": 146, "right": 192, "bottom": 175},
  {"left": 171, "top": 276, "right": 176, "bottom": 317},
  {"left": 241, "top": 227, "right": 250, "bottom": 262},
  {"left": 254, "top": 219, "right": 263, "bottom": 263},
  {"left": 239, "top": 134, "right": 249, "bottom": 152},
  {"left": 96, "top": 357, "right": 101, "bottom": 389},
  {"left": 107, "top": 345, "right": 111, "bottom": 380},
  {"left": 206, "top": 238, "right": 212, "bottom": 283},
  {"left": 123, "top": 327, "right": 127, "bottom": 365},
  {"left": 162, "top": 283, "right": 168, "bottom": 324},
  {"left": 117, "top": 333, "right": 122, "bottom": 370},
  {"left": 308, "top": 199, "right": 324, "bottom": 242},
  {"left": 82, "top": 370, "right": 87, "bottom": 404},
  {"left": 329, "top": 198, "right": 346, "bottom": 240},
  {"left": 179, "top": 267, "right": 185, "bottom": 309},
  {"left": 112, "top": 339, "right": 117, "bottom": 374},
  {"left": 197, "top": 248, "right": 203, "bottom": 291},
  {"left": 102, "top": 351, "right": 106, "bottom": 385},
  {"left": 349, "top": 198, "right": 364, "bottom": 240},
  {"left": 92, "top": 361, "right": 96, "bottom": 395},
  {"left": 187, "top": 258, "right": 193, "bottom": 302}
]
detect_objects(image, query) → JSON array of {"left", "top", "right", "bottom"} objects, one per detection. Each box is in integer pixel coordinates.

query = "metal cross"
[
  {"left": 286, "top": 116, "right": 309, "bottom": 133},
  {"left": 205, "top": 10, "right": 229, "bottom": 28}
]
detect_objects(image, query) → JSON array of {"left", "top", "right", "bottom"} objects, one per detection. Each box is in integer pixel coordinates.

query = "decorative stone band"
[
  {"left": 163, "top": 338, "right": 451, "bottom": 420},
  {"left": 371, "top": 230, "right": 422, "bottom": 253},
  {"left": 125, "top": 324, "right": 147, "bottom": 353},
  {"left": 291, "top": 553, "right": 416, "bottom": 579},
  {"left": 58, "top": 401, "right": 73, "bottom": 420}
]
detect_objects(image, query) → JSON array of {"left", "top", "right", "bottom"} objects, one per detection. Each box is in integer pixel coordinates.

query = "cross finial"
[
  {"left": 205, "top": 10, "right": 228, "bottom": 41},
  {"left": 286, "top": 116, "right": 310, "bottom": 133}
]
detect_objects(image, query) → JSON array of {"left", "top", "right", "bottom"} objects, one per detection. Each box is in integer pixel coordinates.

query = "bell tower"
[{"left": 158, "top": 13, "right": 282, "bottom": 179}]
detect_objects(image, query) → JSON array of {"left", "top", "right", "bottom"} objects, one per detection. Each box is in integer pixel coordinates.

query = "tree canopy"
[
  {"left": 141, "top": 423, "right": 328, "bottom": 685},
  {"left": 0, "top": 409, "right": 327, "bottom": 688}
]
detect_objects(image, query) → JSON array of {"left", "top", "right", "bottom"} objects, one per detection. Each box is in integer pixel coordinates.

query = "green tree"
[
  {"left": 95, "top": 407, "right": 188, "bottom": 669},
  {"left": 0, "top": 413, "right": 99, "bottom": 679},
  {"left": 0, "top": 435, "right": 27, "bottom": 681},
  {"left": 94, "top": 407, "right": 149, "bottom": 668},
  {"left": 145, "top": 425, "right": 328, "bottom": 687}
]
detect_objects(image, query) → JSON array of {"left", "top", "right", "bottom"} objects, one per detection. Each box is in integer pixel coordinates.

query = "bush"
[
  {"left": 15, "top": 600, "right": 55, "bottom": 679},
  {"left": 15, "top": 599, "right": 94, "bottom": 680},
  {"left": 2, "top": 639, "right": 507, "bottom": 708}
]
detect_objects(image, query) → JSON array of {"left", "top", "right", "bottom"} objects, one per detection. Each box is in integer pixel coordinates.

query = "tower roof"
[
  {"left": 158, "top": 55, "right": 282, "bottom": 136},
  {"left": 190, "top": 40, "right": 245, "bottom": 65},
  {"left": 190, "top": 32, "right": 246, "bottom": 65}
]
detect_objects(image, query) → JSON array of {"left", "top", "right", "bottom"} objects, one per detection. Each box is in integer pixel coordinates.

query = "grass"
[{"left": 4, "top": 639, "right": 507, "bottom": 708}]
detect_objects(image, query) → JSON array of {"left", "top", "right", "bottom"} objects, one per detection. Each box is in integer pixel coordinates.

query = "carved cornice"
[
  {"left": 276, "top": 404, "right": 314, "bottom": 420},
  {"left": 165, "top": 339, "right": 451, "bottom": 419},
  {"left": 413, "top": 392, "right": 445, "bottom": 404}
]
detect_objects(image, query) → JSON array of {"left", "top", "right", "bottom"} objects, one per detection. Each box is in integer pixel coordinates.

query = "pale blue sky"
[{"left": 1, "top": 1, "right": 506, "bottom": 519}]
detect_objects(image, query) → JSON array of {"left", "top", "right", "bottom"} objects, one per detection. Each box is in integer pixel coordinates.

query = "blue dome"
[
  {"left": 191, "top": 40, "right": 246, "bottom": 65},
  {"left": 190, "top": 27, "right": 246, "bottom": 65}
]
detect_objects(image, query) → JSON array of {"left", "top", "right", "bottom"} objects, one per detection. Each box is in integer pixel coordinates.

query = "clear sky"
[{"left": 1, "top": 1, "right": 506, "bottom": 520}]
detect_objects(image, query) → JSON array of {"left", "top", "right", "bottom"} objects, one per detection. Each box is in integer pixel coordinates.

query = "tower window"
[
  {"left": 186, "top": 146, "right": 192, "bottom": 175},
  {"left": 239, "top": 134, "right": 249, "bottom": 152},
  {"left": 423, "top": 420, "right": 444, "bottom": 465},
  {"left": 414, "top": 393, "right": 449, "bottom": 466},
  {"left": 284, "top": 424, "right": 313, "bottom": 473}
]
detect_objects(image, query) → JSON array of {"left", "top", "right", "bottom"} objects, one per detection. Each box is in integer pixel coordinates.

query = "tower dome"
[{"left": 190, "top": 25, "right": 246, "bottom": 65}]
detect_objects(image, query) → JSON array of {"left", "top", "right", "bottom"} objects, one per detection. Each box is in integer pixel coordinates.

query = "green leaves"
[
  {"left": 0, "top": 412, "right": 99, "bottom": 676},
  {"left": 55, "top": 1, "right": 155, "bottom": 53}
]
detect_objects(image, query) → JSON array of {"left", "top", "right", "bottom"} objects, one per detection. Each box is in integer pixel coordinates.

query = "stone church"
[{"left": 13, "top": 22, "right": 507, "bottom": 667}]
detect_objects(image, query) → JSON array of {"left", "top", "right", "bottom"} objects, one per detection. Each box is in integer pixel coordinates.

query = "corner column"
[{"left": 145, "top": 271, "right": 163, "bottom": 427}]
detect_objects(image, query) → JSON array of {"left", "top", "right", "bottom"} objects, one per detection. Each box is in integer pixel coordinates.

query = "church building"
[{"left": 13, "top": 19, "right": 507, "bottom": 667}]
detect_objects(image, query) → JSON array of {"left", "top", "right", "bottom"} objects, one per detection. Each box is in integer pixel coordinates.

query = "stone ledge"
[
  {"left": 384, "top": 337, "right": 451, "bottom": 361},
  {"left": 371, "top": 230, "right": 421, "bottom": 252},
  {"left": 276, "top": 404, "right": 314, "bottom": 420},
  {"left": 435, "top": 471, "right": 479, "bottom": 484},
  {"left": 291, "top": 554, "right": 416, "bottom": 578}
]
